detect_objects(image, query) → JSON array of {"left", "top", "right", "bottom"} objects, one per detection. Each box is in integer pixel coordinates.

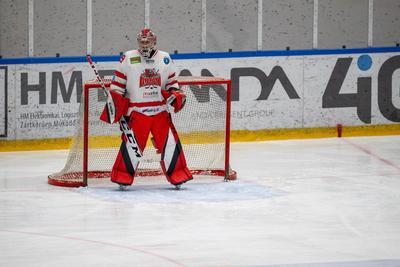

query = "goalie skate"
[
  {"left": 118, "top": 184, "right": 129, "bottom": 191},
  {"left": 174, "top": 184, "right": 182, "bottom": 190}
]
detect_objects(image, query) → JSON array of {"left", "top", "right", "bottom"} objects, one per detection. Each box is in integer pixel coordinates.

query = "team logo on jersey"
[
  {"left": 140, "top": 68, "right": 161, "bottom": 87},
  {"left": 163, "top": 57, "right": 170, "bottom": 65},
  {"left": 130, "top": 56, "right": 141, "bottom": 64}
]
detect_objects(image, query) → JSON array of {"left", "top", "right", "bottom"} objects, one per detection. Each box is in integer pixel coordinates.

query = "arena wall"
[{"left": 1, "top": 0, "right": 399, "bottom": 58}]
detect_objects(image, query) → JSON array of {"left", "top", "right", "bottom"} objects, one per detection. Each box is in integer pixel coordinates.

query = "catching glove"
[{"left": 169, "top": 90, "right": 186, "bottom": 113}]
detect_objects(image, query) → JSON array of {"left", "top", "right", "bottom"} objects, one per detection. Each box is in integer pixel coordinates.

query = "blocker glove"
[{"left": 100, "top": 90, "right": 130, "bottom": 124}]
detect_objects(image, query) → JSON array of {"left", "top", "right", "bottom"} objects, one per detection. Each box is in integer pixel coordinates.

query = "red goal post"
[{"left": 48, "top": 76, "right": 236, "bottom": 187}]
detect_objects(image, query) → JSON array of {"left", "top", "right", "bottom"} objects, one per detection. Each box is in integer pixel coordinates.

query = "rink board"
[{"left": 0, "top": 48, "right": 399, "bottom": 149}]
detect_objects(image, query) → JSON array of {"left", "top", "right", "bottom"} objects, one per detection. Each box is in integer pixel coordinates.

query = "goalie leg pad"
[
  {"left": 111, "top": 112, "right": 151, "bottom": 185},
  {"left": 100, "top": 90, "right": 130, "bottom": 124},
  {"left": 111, "top": 142, "right": 140, "bottom": 185},
  {"left": 151, "top": 112, "right": 193, "bottom": 185}
]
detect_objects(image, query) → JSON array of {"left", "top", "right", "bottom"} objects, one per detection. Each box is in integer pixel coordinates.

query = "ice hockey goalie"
[{"left": 103, "top": 28, "right": 192, "bottom": 188}]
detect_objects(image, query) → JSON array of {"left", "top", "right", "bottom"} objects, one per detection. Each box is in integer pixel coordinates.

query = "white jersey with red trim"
[{"left": 110, "top": 49, "right": 178, "bottom": 116}]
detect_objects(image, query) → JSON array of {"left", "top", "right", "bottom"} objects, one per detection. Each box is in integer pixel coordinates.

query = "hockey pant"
[{"left": 111, "top": 111, "right": 193, "bottom": 186}]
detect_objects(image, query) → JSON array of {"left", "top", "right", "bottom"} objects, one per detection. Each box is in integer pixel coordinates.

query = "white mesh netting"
[{"left": 48, "top": 77, "right": 235, "bottom": 187}]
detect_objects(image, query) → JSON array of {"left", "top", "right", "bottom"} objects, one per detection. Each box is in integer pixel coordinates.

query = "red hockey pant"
[{"left": 111, "top": 111, "right": 192, "bottom": 185}]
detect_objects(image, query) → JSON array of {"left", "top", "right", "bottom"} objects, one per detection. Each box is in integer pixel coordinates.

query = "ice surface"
[
  {"left": 76, "top": 180, "right": 283, "bottom": 204},
  {"left": 1, "top": 136, "right": 400, "bottom": 267}
]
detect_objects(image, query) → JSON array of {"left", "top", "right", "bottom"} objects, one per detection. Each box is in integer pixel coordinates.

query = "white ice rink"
[{"left": 1, "top": 136, "right": 400, "bottom": 267}]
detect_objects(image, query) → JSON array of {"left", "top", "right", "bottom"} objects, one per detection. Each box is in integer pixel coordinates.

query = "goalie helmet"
[{"left": 137, "top": 28, "right": 157, "bottom": 58}]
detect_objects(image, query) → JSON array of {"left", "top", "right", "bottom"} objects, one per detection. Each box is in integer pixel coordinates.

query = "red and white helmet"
[{"left": 137, "top": 28, "right": 157, "bottom": 58}]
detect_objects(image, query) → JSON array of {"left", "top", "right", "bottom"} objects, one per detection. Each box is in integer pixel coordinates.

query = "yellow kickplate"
[{"left": 1, "top": 124, "right": 399, "bottom": 152}]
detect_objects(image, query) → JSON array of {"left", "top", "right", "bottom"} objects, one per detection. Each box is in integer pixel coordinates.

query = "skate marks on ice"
[{"left": 75, "top": 180, "right": 284, "bottom": 203}]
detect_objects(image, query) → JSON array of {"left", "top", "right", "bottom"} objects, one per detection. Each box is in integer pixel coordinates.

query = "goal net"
[{"left": 48, "top": 76, "right": 236, "bottom": 187}]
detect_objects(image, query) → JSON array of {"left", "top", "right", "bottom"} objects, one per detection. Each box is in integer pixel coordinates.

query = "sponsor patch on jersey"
[
  {"left": 163, "top": 57, "right": 170, "bottom": 65},
  {"left": 130, "top": 56, "right": 141, "bottom": 64},
  {"left": 142, "top": 107, "right": 161, "bottom": 113},
  {"left": 145, "top": 59, "right": 155, "bottom": 63},
  {"left": 143, "top": 91, "right": 159, "bottom": 98}
]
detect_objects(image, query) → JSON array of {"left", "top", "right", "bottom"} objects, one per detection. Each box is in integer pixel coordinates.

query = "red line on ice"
[{"left": 0, "top": 229, "right": 188, "bottom": 267}]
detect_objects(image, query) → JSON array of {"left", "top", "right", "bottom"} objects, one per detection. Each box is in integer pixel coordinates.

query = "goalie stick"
[{"left": 86, "top": 55, "right": 143, "bottom": 165}]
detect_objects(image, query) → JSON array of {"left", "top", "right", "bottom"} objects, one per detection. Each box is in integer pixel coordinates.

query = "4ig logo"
[{"left": 323, "top": 55, "right": 400, "bottom": 123}]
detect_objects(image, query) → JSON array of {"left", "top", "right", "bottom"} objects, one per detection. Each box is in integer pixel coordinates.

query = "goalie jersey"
[{"left": 110, "top": 50, "right": 178, "bottom": 116}]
